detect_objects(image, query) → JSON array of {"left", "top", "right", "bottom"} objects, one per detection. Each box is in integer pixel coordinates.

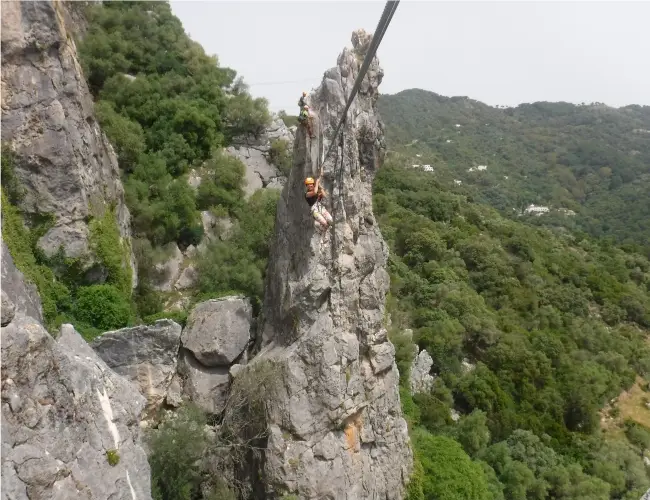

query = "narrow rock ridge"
[
  {"left": 251, "top": 30, "right": 413, "bottom": 499},
  {"left": 1, "top": 0, "right": 137, "bottom": 286}
]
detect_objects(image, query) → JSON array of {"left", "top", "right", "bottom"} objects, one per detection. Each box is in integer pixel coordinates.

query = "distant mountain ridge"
[{"left": 378, "top": 88, "right": 650, "bottom": 252}]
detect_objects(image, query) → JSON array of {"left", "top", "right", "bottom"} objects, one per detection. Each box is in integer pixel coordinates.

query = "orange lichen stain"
[{"left": 343, "top": 412, "right": 363, "bottom": 454}]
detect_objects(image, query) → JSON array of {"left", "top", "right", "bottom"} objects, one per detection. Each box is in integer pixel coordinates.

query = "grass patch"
[
  {"left": 601, "top": 376, "right": 650, "bottom": 431},
  {"left": 106, "top": 449, "right": 120, "bottom": 466}
]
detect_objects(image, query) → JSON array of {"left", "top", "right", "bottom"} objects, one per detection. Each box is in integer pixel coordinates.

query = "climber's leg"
[
  {"left": 320, "top": 206, "right": 333, "bottom": 225},
  {"left": 308, "top": 118, "right": 316, "bottom": 138},
  {"left": 311, "top": 206, "right": 329, "bottom": 230}
]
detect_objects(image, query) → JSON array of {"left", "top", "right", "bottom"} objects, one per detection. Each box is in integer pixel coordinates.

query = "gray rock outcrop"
[
  {"left": 641, "top": 487, "right": 650, "bottom": 500},
  {"left": 226, "top": 114, "right": 294, "bottom": 197},
  {"left": 181, "top": 296, "right": 252, "bottom": 367},
  {"left": 174, "top": 265, "right": 197, "bottom": 291},
  {"left": 177, "top": 349, "right": 231, "bottom": 415},
  {"left": 243, "top": 30, "right": 413, "bottom": 499},
  {"left": 2, "top": 319, "right": 153, "bottom": 500},
  {"left": 1, "top": 290, "right": 16, "bottom": 327},
  {"left": 151, "top": 243, "right": 184, "bottom": 292},
  {"left": 1, "top": 0, "right": 137, "bottom": 287},
  {"left": 1, "top": 244, "right": 152, "bottom": 500},
  {"left": 409, "top": 347, "right": 435, "bottom": 394},
  {"left": 89, "top": 320, "right": 183, "bottom": 417}
]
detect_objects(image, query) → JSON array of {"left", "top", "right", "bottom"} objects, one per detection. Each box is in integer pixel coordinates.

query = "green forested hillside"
[
  {"left": 378, "top": 89, "right": 650, "bottom": 252},
  {"left": 374, "top": 159, "right": 650, "bottom": 499}
]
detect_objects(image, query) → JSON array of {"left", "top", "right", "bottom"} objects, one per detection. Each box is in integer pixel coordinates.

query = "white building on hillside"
[{"left": 524, "top": 204, "right": 550, "bottom": 216}]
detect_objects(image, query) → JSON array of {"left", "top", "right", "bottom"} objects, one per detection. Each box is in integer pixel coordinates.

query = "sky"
[{"left": 169, "top": 1, "right": 650, "bottom": 113}]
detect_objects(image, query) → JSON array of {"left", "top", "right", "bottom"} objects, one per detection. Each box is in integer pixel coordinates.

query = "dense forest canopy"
[
  {"left": 378, "top": 89, "right": 650, "bottom": 254},
  {"left": 374, "top": 159, "right": 650, "bottom": 499}
]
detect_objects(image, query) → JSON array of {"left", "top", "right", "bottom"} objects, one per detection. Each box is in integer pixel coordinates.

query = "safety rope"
[{"left": 320, "top": 0, "right": 400, "bottom": 171}]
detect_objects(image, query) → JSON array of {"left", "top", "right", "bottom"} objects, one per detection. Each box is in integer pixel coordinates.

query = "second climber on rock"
[
  {"left": 305, "top": 175, "right": 333, "bottom": 231},
  {"left": 298, "top": 105, "right": 315, "bottom": 138},
  {"left": 298, "top": 91, "right": 308, "bottom": 110}
]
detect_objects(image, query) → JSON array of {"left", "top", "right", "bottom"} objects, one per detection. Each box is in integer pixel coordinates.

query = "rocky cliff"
[
  {"left": 1, "top": 0, "right": 137, "bottom": 286},
  {"left": 1, "top": 238, "right": 152, "bottom": 500},
  {"left": 246, "top": 30, "right": 413, "bottom": 499}
]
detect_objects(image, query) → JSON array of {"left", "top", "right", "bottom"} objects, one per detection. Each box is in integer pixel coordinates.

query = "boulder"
[
  {"left": 90, "top": 320, "right": 183, "bottom": 417},
  {"left": 177, "top": 349, "right": 231, "bottom": 415},
  {"left": 181, "top": 297, "right": 252, "bottom": 367}
]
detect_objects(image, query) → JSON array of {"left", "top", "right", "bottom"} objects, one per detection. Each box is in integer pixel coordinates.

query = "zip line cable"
[
  {"left": 320, "top": 0, "right": 400, "bottom": 169},
  {"left": 247, "top": 78, "right": 318, "bottom": 87}
]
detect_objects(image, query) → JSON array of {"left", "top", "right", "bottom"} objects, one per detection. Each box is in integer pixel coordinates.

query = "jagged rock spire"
[{"left": 248, "top": 30, "right": 413, "bottom": 499}]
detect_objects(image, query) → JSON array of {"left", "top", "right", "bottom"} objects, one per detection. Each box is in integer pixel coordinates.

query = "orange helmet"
[{"left": 305, "top": 177, "right": 315, "bottom": 185}]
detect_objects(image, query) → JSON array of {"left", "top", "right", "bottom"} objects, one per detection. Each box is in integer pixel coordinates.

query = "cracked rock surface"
[
  {"left": 248, "top": 29, "right": 413, "bottom": 500},
  {"left": 1, "top": 242, "right": 152, "bottom": 500},
  {"left": 1, "top": 0, "right": 137, "bottom": 286},
  {"left": 89, "top": 320, "right": 183, "bottom": 418}
]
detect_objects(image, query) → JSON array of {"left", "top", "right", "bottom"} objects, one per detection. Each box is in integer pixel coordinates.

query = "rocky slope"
[
  {"left": 1, "top": 0, "right": 137, "bottom": 286},
  {"left": 1, "top": 238, "right": 152, "bottom": 500},
  {"left": 227, "top": 114, "right": 295, "bottom": 197},
  {"left": 245, "top": 30, "right": 413, "bottom": 499}
]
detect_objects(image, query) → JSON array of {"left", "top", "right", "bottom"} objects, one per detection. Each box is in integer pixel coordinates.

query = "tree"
[{"left": 412, "top": 428, "right": 492, "bottom": 500}]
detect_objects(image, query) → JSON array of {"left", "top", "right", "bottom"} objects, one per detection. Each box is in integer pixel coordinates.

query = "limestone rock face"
[
  {"left": 1, "top": 233, "right": 152, "bottom": 499},
  {"left": 89, "top": 320, "right": 183, "bottom": 417},
  {"left": 1, "top": 316, "right": 152, "bottom": 500},
  {"left": 249, "top": 30, "right": 413, "bottom": 499},
  {"left": 1, "top": 0, "right": 137, "bottom": 286}
]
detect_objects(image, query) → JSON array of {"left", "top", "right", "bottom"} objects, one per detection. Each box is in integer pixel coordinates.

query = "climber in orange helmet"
[{"left": 305, "top": 174, "right": 332, "bottom": 231}]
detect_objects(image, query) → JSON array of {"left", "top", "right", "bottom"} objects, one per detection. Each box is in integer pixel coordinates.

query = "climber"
[
  {"left": 305, "top": 175, "right": 332, "bottom": 231},
  {"left": 298, "top": 104, "right": 315, "bottom": 138},
  {"left": 298, "top": 91, "right": 308, "bottom": 110}
]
